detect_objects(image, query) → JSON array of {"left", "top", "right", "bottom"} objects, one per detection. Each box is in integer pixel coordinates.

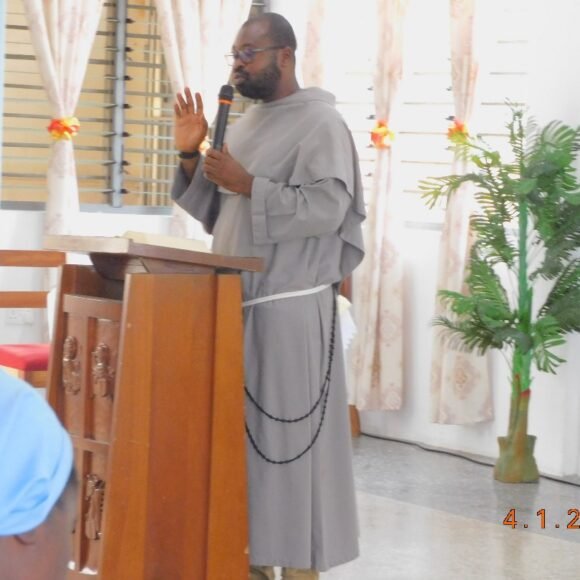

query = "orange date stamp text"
[{"left": 503, "top": 508, "right": 580, "bottom": 529}]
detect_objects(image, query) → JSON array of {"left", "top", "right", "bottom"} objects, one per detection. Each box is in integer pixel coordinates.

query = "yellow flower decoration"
[
  {"left": 447, "top": 119, "right": 469, "bottom": 144},
  {"left": 371, "top": 120, "right": 395, "bottom": 149},
  {"left": 47, "top": 117, "right": 80, "bottom": 141}
]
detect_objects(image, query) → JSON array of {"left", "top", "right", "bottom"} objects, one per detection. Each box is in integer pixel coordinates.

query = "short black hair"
[{"left": 244, "top": 12, "right": 297, "bottom": 53}]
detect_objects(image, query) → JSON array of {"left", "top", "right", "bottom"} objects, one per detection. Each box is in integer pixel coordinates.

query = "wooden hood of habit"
[{"left": 43, "top": 234, "right": 263, "bottom": 580}]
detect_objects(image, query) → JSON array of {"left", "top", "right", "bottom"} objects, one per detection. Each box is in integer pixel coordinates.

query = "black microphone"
[
  {"left": 207, "top": 84, "right": 235, "bottom": 222},
  {"left": 212, "top": 84, "right": 234, "bottom": 151}
]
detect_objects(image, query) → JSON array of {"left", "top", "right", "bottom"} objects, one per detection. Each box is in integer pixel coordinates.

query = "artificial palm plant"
[{"left": 420, "top": 108, "right": 580, "bottom": 483}]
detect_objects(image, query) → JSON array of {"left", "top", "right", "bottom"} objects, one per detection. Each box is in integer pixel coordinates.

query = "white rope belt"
[{"left": 242, "top": 284, "right": 331, "bottom": 308}]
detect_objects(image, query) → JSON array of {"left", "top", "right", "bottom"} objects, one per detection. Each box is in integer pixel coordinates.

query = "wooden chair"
[{"left": 0, "top": 250, "right": 66, "bottom": 388}]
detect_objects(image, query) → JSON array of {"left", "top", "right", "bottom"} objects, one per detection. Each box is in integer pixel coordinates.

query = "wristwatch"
[{"left": 178, "top": 150, "right": 200, "bottom": 159}]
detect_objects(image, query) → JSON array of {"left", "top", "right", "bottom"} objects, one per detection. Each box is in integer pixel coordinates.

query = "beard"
[{"left": 234, "top": 60, "right": 282, "bottom": 101}]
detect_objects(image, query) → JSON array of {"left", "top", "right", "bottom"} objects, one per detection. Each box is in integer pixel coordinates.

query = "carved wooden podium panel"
[{"left": 45, "top": 236, "right": 262, "bottom": 580}]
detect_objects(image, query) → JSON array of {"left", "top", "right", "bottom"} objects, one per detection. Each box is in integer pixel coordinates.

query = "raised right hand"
[{"left": 174, "top": 87, "right": 208, "bottom": 153}]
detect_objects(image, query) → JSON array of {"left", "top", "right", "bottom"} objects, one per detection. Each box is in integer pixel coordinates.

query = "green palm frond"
[
  {"left": 523, "top": 115, "right": 540, "bottom": 154},
  {"left": 435, "top": 254, "right": 516, "bottom": 354},
  {"left": 433, "top": 312, "right": 526, "bottom": 355},
  {"left": 470, "top": 214, "right": 518, "bottom": 267},
  {"left": 473, "top": 179, "right": 518, "bottom": 222},
  {"left": 531, "top": 316, "right": 566, "bottom": 373},
  {"left": 437, "top": 252, "right": 514, "bottom": 325},
  {"left": 529, "top": 182, "right": 580, "bottom": 279},
  {"left": 540, "top": 290, "right": 580, "bottom": 334},
  {"left": 539, "top": 260, "right": 580, "bottom": 332},
  {"left": 419, "top": 173, "right": 479, "bottom": 209},
  {"left": 433, "top": 315, "right": 505, "bottom": 355},
  {"left": 465, "top": 251, "right": 513, "bottom": 315},
  {"left": 525, "top": 121, "right": 580, "bottom": 175},
  {"left": 524, "top": 121, "right": 580, "bottom": 204},
  {"left": 533, "top": 230, "right": 580, "bottom": 280},
  {"left": 437, "top": 290, "right": 476, "bottom": 316}
]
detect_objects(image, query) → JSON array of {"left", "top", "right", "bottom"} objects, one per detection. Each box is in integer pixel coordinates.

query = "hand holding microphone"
[
  {"left": 174, "top": 85, "right": 253, "bottom": 196},
  {"left": 204, "top": 85, "right": 254, "bottom": 197},
  {"left": 204, "top": 144, "right": 254, "bottom": 197}
]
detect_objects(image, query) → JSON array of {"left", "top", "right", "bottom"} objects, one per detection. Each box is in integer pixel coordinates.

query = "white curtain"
[
  {"left": 302, "top": 0, "right": 326, "bottom": 88},
  {"left": 430, "top": 0, "right": 493, "bottom": 424},
  {"left": 22, "top": 0, "right": 104, "bottom": 235},
  {"left": 153, "top": 0, "right": 253, "bottom": 237},
  {"left": 349, "top": 0, "right": 407, "bottom": 411}
]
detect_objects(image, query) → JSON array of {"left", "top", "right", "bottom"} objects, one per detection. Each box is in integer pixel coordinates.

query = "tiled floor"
[{"left": 322, "top": 436, "right": 580, "bottom": 579}]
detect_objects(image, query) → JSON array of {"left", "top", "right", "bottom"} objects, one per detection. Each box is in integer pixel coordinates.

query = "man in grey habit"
[{"left": 172, "top": 12, "right": 366, "bottom": 579}]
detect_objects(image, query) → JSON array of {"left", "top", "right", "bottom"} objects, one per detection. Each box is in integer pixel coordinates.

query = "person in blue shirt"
[{"left": 0, "top": 370, "right": 77, "bottom": 580}]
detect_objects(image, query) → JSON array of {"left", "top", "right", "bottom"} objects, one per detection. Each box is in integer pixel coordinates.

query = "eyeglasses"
[{"left": 225, "top": 46, "right": 285, "bottom": 66}]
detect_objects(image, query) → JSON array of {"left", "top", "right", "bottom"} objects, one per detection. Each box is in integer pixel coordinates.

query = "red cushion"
[{"left": 0, "top": 344, "right": 50, "bottom": 371}]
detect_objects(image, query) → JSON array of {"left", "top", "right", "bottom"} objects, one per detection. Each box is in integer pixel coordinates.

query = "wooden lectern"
[{"left": 43, "top": 235, "right": 262, "bottom": 580}]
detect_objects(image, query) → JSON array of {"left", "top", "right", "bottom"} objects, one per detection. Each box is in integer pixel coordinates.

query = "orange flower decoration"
[
  {"left": 447, "top": 119, "right": 469, "bottom": 144},
  {"left": 371, "top": 120, "right": 395, "bottom": 149},
  {"left": 47, "top": 117, "right": 80, "bottom": 141}
]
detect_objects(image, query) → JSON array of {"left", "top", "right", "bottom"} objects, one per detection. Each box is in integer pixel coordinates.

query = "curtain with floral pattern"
[
  {"left": 430, "top": 0, "right": 493, "bottom": 424},
  {"left": 349, "top": 0, "right": 407, "bottom": 411},
  {"left": 22, "top": 0, "right": 104, "bottom": 235}
]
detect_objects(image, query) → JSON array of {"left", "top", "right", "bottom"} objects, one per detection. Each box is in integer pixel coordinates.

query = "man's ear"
[{"left": 279, "top": 47, "right": 294, "bottom": 68}]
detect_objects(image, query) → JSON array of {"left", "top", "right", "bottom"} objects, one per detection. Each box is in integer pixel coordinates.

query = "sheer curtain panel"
[
  {"left": 22, "top": 0, "right": 104, "bottom": 235},
  {"left": 430, "top": 0, "right": 493, "bottom": 424},
  {"left": 349, "top": 0, "right": 407, "bottom": 411}
]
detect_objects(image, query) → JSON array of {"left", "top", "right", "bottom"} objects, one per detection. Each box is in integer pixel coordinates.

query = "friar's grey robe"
[{"left": 172, "top": 87, "right": 365, "bottom": 571}]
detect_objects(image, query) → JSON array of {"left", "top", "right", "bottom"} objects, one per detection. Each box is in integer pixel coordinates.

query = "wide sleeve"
[
  {"left": 250, "top": 177, "right": 352, "bottom": 244},
  {"left": 171, "top": 160, "right": 220, "bottom": 233},
  {"left": 247, "top": 110, "right": 365, "bottom": 277}
]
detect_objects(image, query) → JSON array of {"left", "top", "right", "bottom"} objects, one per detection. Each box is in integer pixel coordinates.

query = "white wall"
[
  {"left": 526, "top": 0, "right": 580, "bottom": 128},
  {"left": 0, "top": 210, "right": 46, "bottom": 343}
]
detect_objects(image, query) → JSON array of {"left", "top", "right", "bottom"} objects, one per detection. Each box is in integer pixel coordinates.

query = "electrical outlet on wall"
[{"left": 5, "top": 309, "right": 34, "bottom": 325}]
